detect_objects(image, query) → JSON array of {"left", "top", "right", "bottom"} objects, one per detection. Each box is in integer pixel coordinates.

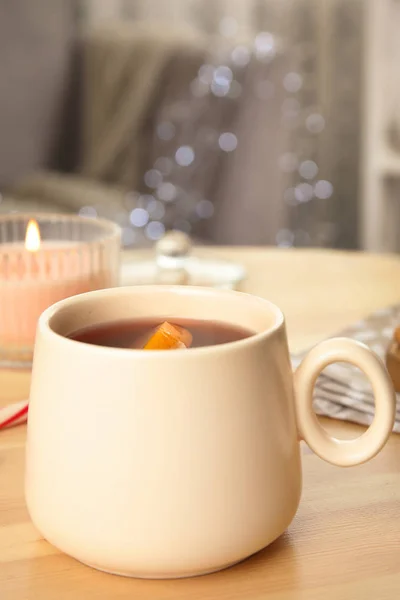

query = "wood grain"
[{"left": 1, "top": 248, "right": 400, "bottom": 599}]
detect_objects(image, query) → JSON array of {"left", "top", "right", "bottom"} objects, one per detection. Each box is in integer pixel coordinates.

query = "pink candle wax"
[{"left": 0, "top": 220, "right": 116, "bottom": 356}]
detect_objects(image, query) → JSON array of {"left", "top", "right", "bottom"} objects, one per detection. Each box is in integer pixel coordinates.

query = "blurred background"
[{"left": 0, "top": 0, "right": 397, "bottom": 252}]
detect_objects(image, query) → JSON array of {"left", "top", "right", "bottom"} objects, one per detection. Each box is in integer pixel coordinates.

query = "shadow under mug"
[{"left": 25, "top": 286, "right": 396, "bottom": 579}]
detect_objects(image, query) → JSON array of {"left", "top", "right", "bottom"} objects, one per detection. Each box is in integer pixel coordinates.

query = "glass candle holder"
[{"left": 0, "top": 214, "right": 121, "bottom": 368}]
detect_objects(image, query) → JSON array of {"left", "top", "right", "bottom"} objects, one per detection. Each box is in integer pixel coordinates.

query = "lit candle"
[{"left": 0, "top": 215, "right": 120, "bottom": 365}]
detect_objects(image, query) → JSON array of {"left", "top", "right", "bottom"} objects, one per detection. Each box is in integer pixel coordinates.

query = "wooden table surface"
[{"left": 1, "top": 248, "right": 400, "bottom": 600}]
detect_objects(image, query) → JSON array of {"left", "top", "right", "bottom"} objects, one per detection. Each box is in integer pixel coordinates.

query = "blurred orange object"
[{"left": 143, "top": 322, "right": 193, "bottom": 350}]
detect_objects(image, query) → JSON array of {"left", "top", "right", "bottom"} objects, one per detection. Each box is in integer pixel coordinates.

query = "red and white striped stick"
[{"left": 0, "top": 400, "right": 29, "bottom": 430}]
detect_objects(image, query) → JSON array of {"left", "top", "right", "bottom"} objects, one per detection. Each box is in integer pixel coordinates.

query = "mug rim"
[{"left": 37, "top": 285, "right": 285, "bottom": 357}]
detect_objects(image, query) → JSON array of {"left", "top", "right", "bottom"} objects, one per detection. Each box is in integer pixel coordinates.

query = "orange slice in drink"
[{"left": 143, "top": 322, "right": 193, "bottom": 350}]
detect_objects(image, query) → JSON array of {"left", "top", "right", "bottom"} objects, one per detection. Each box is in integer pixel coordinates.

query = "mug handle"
[{"left": 294, "top": 337, "right": 396, "bottom": 467}]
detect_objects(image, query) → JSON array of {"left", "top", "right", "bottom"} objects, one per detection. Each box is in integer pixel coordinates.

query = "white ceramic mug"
[{"left": 25, "top": 286, "right": 395, "bottom": 579}]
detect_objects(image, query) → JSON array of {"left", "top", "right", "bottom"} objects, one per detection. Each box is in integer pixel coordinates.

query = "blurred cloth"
[
  {"left": 292, "top": 304, "right": 400, "bottom": 433},
  {"left": 80, "top": 22, "right": 206, "bottom": 188}
]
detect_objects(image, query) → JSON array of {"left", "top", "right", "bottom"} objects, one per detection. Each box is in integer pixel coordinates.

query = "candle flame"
[{"left": 25, "top": 219, "right": 41, "bottom": 252}]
